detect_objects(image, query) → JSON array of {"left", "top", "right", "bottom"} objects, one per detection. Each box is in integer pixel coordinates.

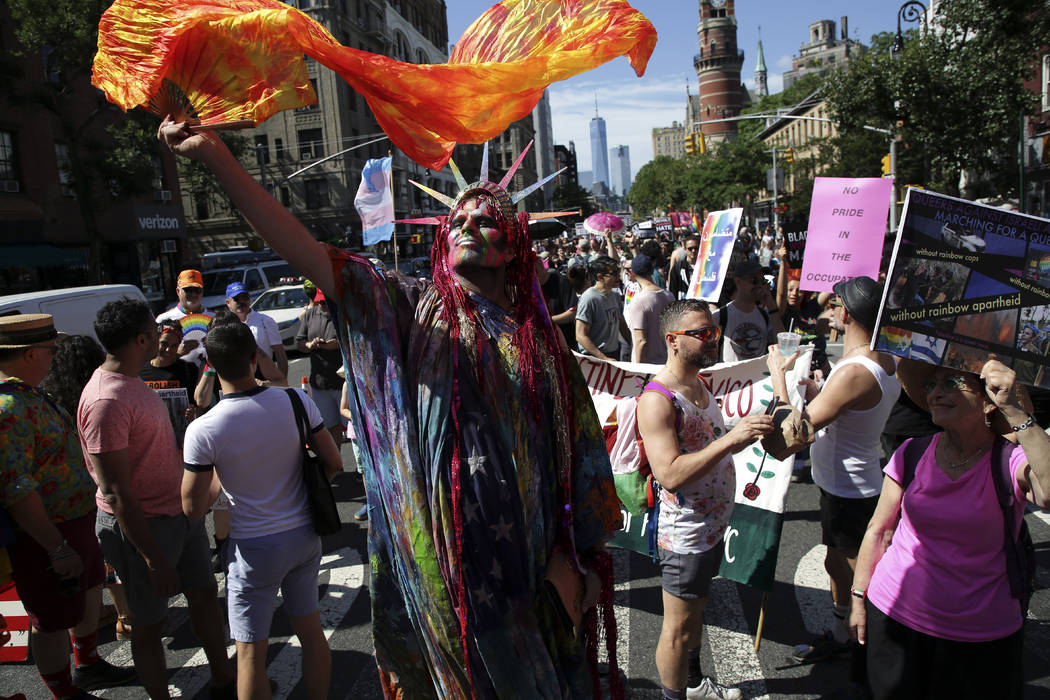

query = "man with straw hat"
[
  {"left": 766, "top": 276, "right": 901, "bottom": 664},
  {"left": 0, "top": 314, "right": 136, "bottom": 698}
]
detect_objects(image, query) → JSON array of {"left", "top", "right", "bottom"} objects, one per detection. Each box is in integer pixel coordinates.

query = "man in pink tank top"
[{"left": 767, "top": 276, "right": 901, "bottom": 665}]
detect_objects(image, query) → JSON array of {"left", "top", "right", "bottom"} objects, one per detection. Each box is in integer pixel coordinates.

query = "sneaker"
[
  {"left": 71, "top": 659, "right": 137, "bottom": 690},
  {"left": 687, "top": 676, "right": 743, "bottom": 700},
  {"left": 790, "top": 632, "right": 851, "bottom": 664},
  {"left": 354, "top": 505, "right": 368, "bottom": 521}
]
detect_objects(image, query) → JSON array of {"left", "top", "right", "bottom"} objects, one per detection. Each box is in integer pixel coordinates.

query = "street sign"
[{"left": 766, "top": 167, "right": 784, "bottom": 192}]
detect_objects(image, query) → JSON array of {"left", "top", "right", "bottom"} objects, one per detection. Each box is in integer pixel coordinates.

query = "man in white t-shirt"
[
  {"left": 182, "top": 321, "right": 342, "bottom": 700},
  {"left": 712, "top": 258, "right": 783, "bottom": 362},
  {"left": 767, "top": 276, "right": 901, "bottom": 664},
  {"left": 224, "top": 281, "right": 288, "bottom": 378}
]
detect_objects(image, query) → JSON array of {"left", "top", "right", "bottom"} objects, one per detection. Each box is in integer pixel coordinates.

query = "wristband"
[
  {"left": 850, "top": 587, "right": 866, "bottom": 600},
  {"left": 1010, "top": 414, "right": 1036, "bottom": 432},
  {"left": 47, "top": 540, "right": 75, "bottom": 561}
]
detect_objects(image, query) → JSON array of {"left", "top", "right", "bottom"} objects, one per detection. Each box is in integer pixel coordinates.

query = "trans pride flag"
[
  {"left": 354, "top": 157, "right": 394, "bottom": 246},
  {"left": 686, "top": 208, "right": 743, "bottom": 302}
]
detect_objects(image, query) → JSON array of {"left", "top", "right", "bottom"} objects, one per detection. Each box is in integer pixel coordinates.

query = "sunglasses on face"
[
  {"left": 923, "top": 375, "right": 975, "bottom": 395},
  {"left": 685, "top": 246, "right": 699, "bottom": 252},
  {"left": 669, "top": 326, "right": 721, "bottom": 342},
  {"left": 181, "top": 287, "right": 203, "bottom": 295}
]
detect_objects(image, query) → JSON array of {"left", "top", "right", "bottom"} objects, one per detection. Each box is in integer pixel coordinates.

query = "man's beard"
[{"left": 683, "top": 345, "right": 717, "bottom": 370}]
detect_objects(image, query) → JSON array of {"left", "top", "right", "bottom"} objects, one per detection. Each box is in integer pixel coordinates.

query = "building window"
[
  {"left": 1043, "top": 54, "right": 1050, "bottom": 112},
  {"left": 194, "top": 191, "right": 210, "bottom": 219},
  {"left": 395, "top": 32, "right": 409, "bottom": 62},
  {"left": 0, "top": 130, "right": 19, "bottom": 191},
  {"left": 280, "top": 185, "right": 291, "bottom": 207},
  {"left": 274, "top": 137, "right": 285, "bottom": 161},
  {"left": 304, "top": 178, "right": 329, "bottom": 209},
  {"left": 298, "top": 128, "right": 324, "bottom": 159},
  {"left": 54, "top": 143, "right": 75, "bottom": 197}
]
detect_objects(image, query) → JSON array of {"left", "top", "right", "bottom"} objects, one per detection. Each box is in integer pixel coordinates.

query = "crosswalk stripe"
[
  {"left": 705, "top": 577, "right": 770, "bottom": 700},
  {"left": 794, "top": 544, "right": 833, "bottom": 637}
]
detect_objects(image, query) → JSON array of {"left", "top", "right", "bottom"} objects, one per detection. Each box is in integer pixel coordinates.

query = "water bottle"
[{"left": 301, "top": 376, "right": 312, "bottom": 397}]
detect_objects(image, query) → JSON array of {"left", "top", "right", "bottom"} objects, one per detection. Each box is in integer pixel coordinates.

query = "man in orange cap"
[{"left": 156, "top": 270, "right": 214, "bottom": 364}]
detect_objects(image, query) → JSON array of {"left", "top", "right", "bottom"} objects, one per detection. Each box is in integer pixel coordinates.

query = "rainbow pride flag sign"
[{"left": 686, "top": 208, "right": 743, "bottom": 302}]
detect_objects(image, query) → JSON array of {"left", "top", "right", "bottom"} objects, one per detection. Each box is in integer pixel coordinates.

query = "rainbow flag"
[{"left": 686, "top": 208, "right": 743, "bottom": 301}]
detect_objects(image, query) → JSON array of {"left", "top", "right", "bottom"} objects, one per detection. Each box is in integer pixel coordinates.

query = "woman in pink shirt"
[{"left": 849, "top": 358, "right": 1050, "bottom": 700}]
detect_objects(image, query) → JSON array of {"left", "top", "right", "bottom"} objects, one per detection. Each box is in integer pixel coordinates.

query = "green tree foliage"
[
  {"left": 626, "top": 156, "right": 685, "bottom": 213},
  {"left": 823, "top": 0, "right": 1049, "bottom": 197},
  {"left": 552, "top": 183, "right": 596, "bottom": 219}
]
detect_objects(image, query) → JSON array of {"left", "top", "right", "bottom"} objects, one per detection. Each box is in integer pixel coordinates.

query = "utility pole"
[{"left": 771, "top": 146, "right": 779, "bottom": 232}]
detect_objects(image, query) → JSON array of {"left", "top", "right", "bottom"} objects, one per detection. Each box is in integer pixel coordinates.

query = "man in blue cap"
[{"left": 225, "top": 282, "right": 287, "bottom": 379}]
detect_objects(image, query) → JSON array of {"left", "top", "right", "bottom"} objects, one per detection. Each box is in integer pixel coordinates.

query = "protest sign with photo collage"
[{"left": 874, "top": 188, "right": 1050, "bottom": 386}]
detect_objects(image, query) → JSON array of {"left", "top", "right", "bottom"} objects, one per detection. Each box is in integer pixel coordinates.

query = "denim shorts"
[
  {"left": 658, "top": 540, "right": 724, "bottom": 599},
  {"left": 226, "top": 524, "right": 322, "bottom": 642}
]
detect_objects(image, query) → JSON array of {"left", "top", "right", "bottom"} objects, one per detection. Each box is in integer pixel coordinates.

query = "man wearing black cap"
[
  {"left": 712, "top": 258, "right": 783, "bottom": 363},
  {"left": 766, "top": 276, "right": 902, "bottom": 663},
  {"left": 625, "top": 254, "right": 674, "bottom": 364}
]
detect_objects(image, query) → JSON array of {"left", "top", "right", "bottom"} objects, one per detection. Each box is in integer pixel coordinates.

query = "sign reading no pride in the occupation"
[{"left": 800, "top": 177, "right": 892, "bottom": 292}]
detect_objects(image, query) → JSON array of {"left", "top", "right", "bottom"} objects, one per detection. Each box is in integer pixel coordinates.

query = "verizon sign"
[{"left": 133, "top": 205, "right": 185, "bottom": 239}]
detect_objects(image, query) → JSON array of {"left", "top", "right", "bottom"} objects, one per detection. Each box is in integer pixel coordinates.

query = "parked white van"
[{"left": 0, "top": 284, "right": 148, "bottom": 342}]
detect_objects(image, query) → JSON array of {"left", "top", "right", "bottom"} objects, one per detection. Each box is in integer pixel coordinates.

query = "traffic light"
[
  {"left": 783, "top": 147, "right": 794, "bottom": 164},
  {"left": 684, "top": 133, "right": 696, "bottom": 155},
  {"left": 697, "top": 133, "right": 706, "bottom": 155},
  {"left": 881, "top": 154, "right": 891, "bottom": 176},
  {"left": 409, "top": 234, "right": 422, "bottom": 244}
]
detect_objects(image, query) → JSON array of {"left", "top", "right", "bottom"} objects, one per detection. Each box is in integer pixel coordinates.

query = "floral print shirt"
[{"left": 0, "top": 378, "right": 95, "bottom": 523}]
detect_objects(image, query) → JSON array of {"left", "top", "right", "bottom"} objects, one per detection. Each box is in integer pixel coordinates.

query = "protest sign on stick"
[
  {"left": 575, "top": 350, "right": 810, "bottom": 591},
  {"left": 799, "top": 177, "right": 891, "bottom": 292},
  {"left": 874, "top": 188, "right": 1050, "bottom": 387},
  {"left": 685, "top": 208, "right": 742, "bottom": 302}
]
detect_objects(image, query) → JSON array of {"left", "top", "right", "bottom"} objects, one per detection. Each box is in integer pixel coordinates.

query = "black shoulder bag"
[{"left": 285, "top": 389, "right": 341, "bottom": 536}]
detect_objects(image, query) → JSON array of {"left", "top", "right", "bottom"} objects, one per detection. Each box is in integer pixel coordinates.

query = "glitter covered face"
[{"left": 446, "top": 195, "right": 514, "bottom": 270}]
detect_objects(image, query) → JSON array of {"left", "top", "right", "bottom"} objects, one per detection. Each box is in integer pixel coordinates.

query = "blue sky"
[{"left": 445, "top": 1, "right": 906, "bottom": 179}]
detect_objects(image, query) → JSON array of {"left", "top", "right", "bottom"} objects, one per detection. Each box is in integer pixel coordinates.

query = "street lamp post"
[
  {"left": 887, "top": 1, "right": 926, "bottom": 233},
  {"left": 892, "top": 1, "right": 927, "bottom": 56}
]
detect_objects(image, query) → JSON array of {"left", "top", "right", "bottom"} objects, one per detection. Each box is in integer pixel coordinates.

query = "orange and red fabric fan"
[{"left": 92, "top": 0, "right": 657, "bottom": 169}]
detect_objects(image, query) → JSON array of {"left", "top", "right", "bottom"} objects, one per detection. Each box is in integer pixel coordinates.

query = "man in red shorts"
[{"left": 0, "top": 314, "right": 135, "bottom": 699}]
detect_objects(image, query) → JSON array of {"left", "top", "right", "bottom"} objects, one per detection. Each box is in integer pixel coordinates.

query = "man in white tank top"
[{"left": 767, "top": 276, "right": 901, "bottom": 663}]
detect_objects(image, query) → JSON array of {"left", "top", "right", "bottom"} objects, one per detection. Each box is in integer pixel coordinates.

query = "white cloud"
[{"left": 548, "top": 73, "right": 691, "bottom": 180}]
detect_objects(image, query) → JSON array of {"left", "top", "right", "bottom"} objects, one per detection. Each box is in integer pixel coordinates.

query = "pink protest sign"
[{"left": 799, "top": 177, "right": 892, "bottom": 292}]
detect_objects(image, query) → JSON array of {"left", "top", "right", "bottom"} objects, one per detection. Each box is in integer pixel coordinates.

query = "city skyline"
[{"left": 446, "top": 2, "right": 901, "bottom": 180}]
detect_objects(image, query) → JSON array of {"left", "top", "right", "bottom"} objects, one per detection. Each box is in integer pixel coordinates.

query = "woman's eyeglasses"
[
  {"left": 923, "top": 375, "right": 974, "bottom": 394},
  {"left": 669, "top": 326, "right": 721, "bottom": 342}
]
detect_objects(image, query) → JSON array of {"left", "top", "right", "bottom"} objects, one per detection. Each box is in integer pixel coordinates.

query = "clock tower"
[{"left": 695, "top": 0, "right": 745, "bottom": 143}]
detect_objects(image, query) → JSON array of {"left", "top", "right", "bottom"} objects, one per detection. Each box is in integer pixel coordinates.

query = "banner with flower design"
[{"left": 575, "top": 349, "right": 811, "bottom": 590}]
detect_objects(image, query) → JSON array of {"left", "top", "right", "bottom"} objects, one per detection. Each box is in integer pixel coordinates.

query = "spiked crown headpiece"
[{"left": 397, "top": 140, "right": 573, "bottom": 231}]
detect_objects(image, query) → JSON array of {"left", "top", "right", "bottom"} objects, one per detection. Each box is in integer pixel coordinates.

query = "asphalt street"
[{"left": 2, "top": 353, "right": 1049, "bottom": 699}]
